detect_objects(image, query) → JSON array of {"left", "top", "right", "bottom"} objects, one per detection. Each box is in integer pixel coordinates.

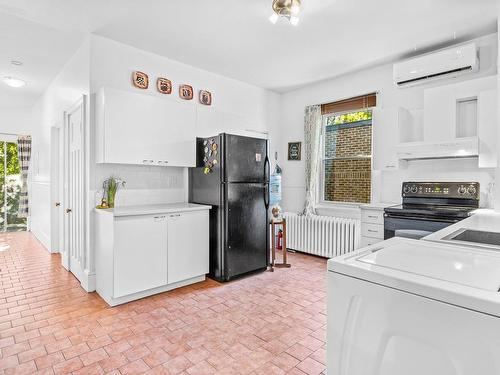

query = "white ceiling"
[
  {"left": 0, "top": 0, "right": 497, "bottom": 109},
  {"left": 0, "top": 11, "right": 83, "bottom": 108}
]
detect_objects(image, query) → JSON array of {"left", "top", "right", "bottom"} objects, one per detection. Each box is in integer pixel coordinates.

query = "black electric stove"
[{"left": 384, "top": 182, "right": 479, "bottom": 240}]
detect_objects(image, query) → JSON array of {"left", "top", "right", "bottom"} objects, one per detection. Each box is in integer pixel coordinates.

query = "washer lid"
[
  {"left": 328, "top": 237, "right": 500, "bottom": 316},
  {"left": 357, "top": 241, "right": 500, "bottom": 291}
]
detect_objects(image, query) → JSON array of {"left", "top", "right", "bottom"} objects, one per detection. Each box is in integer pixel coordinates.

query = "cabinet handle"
[
  {"left": 367, "top": 229, "right": 378, "bottom": 233},
  {"left": 170, "top": 214, "right": 181, "bottom": 217},
  {"left": 368, "top": 215, "right": 378, "bottom": 219},
  {"left": 385, "top": 165, "right": 395, "bottom": 169}
]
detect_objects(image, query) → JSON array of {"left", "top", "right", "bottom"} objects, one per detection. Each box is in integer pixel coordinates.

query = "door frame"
[{"left": 50, "top": 123, "right": 63, "bottom": 253}]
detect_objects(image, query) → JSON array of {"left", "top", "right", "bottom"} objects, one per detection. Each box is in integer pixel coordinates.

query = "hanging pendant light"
[{"left": 269, "top": 0, "right": 302, "bottom": 26}]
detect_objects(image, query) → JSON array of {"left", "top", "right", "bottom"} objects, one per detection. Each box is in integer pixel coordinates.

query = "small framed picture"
[
  {"left": 132, "top": 71, "right": 149, "bottom": 89},
  {"left": 199, "top": 90, "right": 212, "bottom": 105},
  {"left": 179, "top": 84, "right": 194, "bottom": 100},
  {"left": 157, "top": 78, "right": 172, "bottom": 94},
  {"left": 288, "top": 142, "right": 301, "bottom": 161}
]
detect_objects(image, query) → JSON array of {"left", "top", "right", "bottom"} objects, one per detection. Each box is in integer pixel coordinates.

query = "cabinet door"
[
  {"left": 423, "top": 85, "right": 455, "bottom": 142},
  {"left": 478, "top": 89, "right": 497, "bottom": 168},
  {"left": 167, "top": 211, "right": 209, "bottom": 284},
  {"left": 372, "top": 108, "right": 399, "bottom": 171},
  {"left": 99, "top": 87, "right": 196, "bottom": 166},
  {"left": 103, "top": 88, "right": 156, "bottom": 164},
  {"left": 114, "top": 215, "right": 167, "bottom": 298},
  {"left": 160, "top": 100, "right": 197, "bottom": 167}
]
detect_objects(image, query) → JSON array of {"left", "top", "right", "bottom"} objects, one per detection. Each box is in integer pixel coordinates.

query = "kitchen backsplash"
[{"left": 91, "top": 163, "right": 187, "bottom": 207}]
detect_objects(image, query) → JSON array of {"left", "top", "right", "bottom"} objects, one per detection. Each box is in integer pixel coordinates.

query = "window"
[
  {"left": 0, "top": 141, "right": 27, "bottom": 232},
  {"left": 321, "top": 109, "right": 372, "bottom": 204}
]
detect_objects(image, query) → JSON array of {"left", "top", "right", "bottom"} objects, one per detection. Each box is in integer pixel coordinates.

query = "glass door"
[{"left": 0, "top": 141, "right": 27, "bottom": 232}]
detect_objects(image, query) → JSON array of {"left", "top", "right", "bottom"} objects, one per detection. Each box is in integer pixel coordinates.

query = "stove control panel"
[{"left": 402, "top": 182, "right": 479, "bottom": 200}]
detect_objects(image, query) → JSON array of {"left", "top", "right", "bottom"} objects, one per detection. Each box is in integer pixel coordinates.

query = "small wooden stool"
[{"left": 269, "top": 218, "right": 291, "bottom": 271}]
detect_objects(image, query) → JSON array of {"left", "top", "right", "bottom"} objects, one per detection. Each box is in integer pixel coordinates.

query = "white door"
[
  {"left": 167, "top": 211, "right": 209, "bottom": 284},
  {"left": 62, "top": 98, "right": 86, "bottom": 282},
  {"left": 113, "top": 215, "right": 167, "bottom": 298}
]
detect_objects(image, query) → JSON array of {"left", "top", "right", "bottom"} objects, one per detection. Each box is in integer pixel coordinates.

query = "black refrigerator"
[{"left": 189, "top": 133, "right": 270, "bottom": 282}]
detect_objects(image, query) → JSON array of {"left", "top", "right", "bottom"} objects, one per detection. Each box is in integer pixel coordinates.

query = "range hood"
[{"left": 396, "top": 137, "right": 478, "bottom": 161}]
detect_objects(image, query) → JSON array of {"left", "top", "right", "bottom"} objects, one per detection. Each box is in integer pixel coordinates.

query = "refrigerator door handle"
[
  {"left": 264, "top": 155, "right": 270, "bottom": 182},
  {"left": 264, "top": 183, "right": 269, "bottom": 209}
]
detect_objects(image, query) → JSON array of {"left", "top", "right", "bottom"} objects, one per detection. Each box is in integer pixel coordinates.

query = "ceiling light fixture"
[
  {"left": 3, "top": 77, "right": 26, "bottom": 88},
  {"left": 269, "top": 0, "right": 301, "bottom": 26}
]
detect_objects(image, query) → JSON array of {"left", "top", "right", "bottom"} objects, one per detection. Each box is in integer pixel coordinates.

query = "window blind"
[{"left": 321, "top": 93, "right": 377, "bottom": 115}]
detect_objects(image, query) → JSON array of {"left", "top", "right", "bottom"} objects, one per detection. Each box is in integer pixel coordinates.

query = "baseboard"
[
  {"left": 30, "top": 225, "right": 50, "bottom": 251},
  {"left": 81, "top": 270, "right": 96, "bottom": 292},
  {"left": 98, "top": 275, "right": 206, "bottom": 307}
]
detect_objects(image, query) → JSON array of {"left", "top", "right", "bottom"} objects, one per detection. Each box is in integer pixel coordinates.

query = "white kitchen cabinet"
[
  {"left": 372, "top": 107, "right": 402, "bottom": 171},
  {"left": 478, "top": 89, "right": 498, "bottom": 168},
  {"left": 423, "top": 75, "right": 496, "bottom": 142},
  {"left": 96, "top": 87, "right": 197, "bottom": 167},
  {"left": 95, "top": 203, "right": 210, "bottom": 306},
  {"left": 114, "top": 215, "right": 167, "bottom": 298},
  {"left": 359, "top": 203, "right": 393, "bottom": 248},
  {"left": 167, "top": 211, "right": 209, "bottom": 284}
]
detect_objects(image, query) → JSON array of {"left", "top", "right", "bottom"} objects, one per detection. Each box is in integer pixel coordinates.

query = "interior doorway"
[{"left": 0, "top": 139, "right": 27, "bottom": 232}]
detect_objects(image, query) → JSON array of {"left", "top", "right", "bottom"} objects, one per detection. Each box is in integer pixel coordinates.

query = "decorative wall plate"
[
  {"left": 199, "top": 90, "right": 212, "bottom": 105},
  {"left": 179, "top": 84, "right": 194, "bottom": 100},
  {"left": 132, "top": 71, "right": 149, "bottom": 89},
  {"left": 288, "top": 142, "right": 302, "bottom": 161},
  {"left": 157, "top": 78, "right": 172, "bottom": 94}
]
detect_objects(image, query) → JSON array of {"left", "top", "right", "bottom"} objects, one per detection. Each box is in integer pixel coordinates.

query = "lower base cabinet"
[{"left": 95, "top": 207, "right": 209, "bottom": 306}]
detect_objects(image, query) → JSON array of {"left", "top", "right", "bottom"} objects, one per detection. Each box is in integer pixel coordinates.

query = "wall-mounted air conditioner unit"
[{"left": 394, "top": 43, "right": 479, "bottom": 88}]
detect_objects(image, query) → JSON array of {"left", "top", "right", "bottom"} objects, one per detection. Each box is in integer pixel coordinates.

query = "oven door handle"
[{"left": 384, "top": 214, "right": 459, "bottom": 224}]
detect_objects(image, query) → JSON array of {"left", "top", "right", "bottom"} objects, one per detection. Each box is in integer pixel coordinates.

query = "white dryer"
[{"left": 327, "top": 237, "right": 500, "bottom": 375}]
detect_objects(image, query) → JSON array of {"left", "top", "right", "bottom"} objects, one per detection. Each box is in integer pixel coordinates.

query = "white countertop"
[
  {"left": 423, "top": 209, "right": 500, "bottom": 248},
  {"left": 360, "top": 202, "right": 398, "bottom": 210},
  {"left": 95, "top": 202, "right": 212, "bottom": 217}
]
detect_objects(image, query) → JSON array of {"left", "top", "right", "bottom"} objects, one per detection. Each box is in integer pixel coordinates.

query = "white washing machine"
[{"left": 327, "top": 237, "right": 500, "bottom": 375}]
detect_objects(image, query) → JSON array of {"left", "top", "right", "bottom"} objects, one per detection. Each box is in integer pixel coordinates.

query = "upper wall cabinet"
[
  {"left": 423, "top": 76, "right": 496, "bottom": 142},
  {"left": 95, "top": 87, "right": 197, "bottom": 167},
  {"left": 372, "top": 107, "right": 411, "bottom": 171},
  {"left": 478, "top": 89, "right": 498, "bottom": 168}
]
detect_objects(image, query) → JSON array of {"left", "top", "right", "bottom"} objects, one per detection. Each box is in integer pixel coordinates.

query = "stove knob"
[
  {"left": 457, "top": 185, "right": 467, "bottom": 195},
  {"left": 410, "top": 185, "right": 418, "bottom": 194},
  {"left": 467, "top": 185, "right": 477, "bottom": 196},
  {"left": 403, "top": 185, "right": 411, "bottom": 194}
]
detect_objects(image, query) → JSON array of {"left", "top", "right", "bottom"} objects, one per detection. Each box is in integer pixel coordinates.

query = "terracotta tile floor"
[{"left": 0, "top": 232, "right": 327, "bottom": 375}]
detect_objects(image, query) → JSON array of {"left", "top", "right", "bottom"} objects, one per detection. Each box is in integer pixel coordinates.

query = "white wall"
[
  {"left": 29, "top": 38, "right": 90, "bottom": 251},
  {"left": 278, "top": 33, "right": 498, "bottom": 215},
  {"left": 0, "top": 108, "right": 33, "bottom": 136}
]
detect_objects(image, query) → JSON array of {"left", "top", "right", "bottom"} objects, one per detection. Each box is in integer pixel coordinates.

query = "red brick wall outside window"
[{"left": 322, "top": 110, "right": 372, "bottom": 203}]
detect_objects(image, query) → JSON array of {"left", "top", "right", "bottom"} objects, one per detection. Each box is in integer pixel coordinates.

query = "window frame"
[{"left": 318, "top": 107, "right": 374, "bottom": 207}]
